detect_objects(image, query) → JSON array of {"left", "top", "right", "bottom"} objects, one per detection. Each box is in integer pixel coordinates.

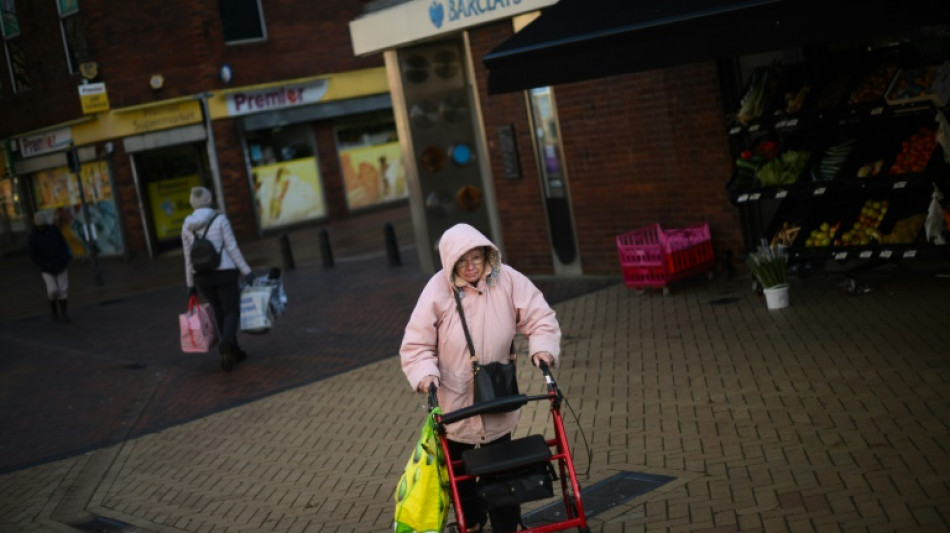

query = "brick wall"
[
  {"left": 1, "top": 1, "right": 386, "bottom": 257},
  {"left": 469, "top": 23, "right": 744, "bottom": 277}
]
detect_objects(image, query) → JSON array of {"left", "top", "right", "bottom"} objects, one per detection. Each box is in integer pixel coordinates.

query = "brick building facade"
[{"left": 1, "top": 0, "right": 745, "bottom": 279}]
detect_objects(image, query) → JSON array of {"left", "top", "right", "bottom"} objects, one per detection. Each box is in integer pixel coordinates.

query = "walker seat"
[{"left": 462, "top": 434, "right": 551, "bottom": 476}]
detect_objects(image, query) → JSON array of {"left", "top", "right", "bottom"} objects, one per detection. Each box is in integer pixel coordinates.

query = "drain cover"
[
  {"left": 523, "top": 471, "right": 674, "bottom": 527},
  {"left": 71, "top": 516, "right": 134, "bottom": 532}
]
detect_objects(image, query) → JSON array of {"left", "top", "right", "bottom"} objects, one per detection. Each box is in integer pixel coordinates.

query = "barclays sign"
[
  {"left": 351, "top": 0, "right": 557, "bottom": 56},
  {"left": 429, "top": 0, "right": 524, "bottom": 29}
]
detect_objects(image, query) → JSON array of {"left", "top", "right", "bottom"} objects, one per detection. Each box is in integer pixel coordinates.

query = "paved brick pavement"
[{"left": 1, "top": 207, "right": 949, "bottom": 531}]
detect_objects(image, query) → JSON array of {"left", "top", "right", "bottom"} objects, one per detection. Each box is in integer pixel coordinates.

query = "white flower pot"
[{"left": 763, "top": 283, "right": 789, "bottom": 310}]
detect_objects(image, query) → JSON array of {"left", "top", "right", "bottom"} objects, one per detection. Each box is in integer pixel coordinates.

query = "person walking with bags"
[
  {"left": 182, "top": 186, "right": 255, "bottom": 371},
  {"left": 399, "top": 223, "right": 560, "bottom": 533},
  {"left": 28, "top": 210, "right": 72, "bottom": 323}
]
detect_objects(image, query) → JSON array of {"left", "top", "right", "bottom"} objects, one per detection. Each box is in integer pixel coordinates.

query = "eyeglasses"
[{"left": 455, "top": 254, "right": 484, "bottom": 270}]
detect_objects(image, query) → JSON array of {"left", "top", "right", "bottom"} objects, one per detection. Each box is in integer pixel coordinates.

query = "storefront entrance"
[{"left": 133, "top": 143, "right": 210, "bottom": 255}]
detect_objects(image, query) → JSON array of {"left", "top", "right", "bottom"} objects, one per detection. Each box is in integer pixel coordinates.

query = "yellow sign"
[
  {"left": 33, "top": 160, "right": 112, "bottom": 209},
  {"left": 251, "top": 157, "right": 326, "bottom": 229},
  {"left": 339, "top": 142, "right": 406, "bottom": 209},
  {"left": 148, "top": 175, "right": 201, "bottom": 240},
  {"left": 78, "top": 82, "right": 110, "bottom": 114},
  {"left": 72, "top": 100, "right": 202, "bottom": 144}
]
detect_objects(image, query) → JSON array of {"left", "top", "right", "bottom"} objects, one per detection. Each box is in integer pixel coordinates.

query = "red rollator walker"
[{"left": 428, "top": 362, "right": 589, "bottom": 533}]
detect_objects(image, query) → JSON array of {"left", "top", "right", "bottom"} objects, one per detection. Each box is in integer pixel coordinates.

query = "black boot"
[
  {"left": 49, "top": 300, "right": 59, "bottom": 322},
  {"left": 219, "top": 343, "right": 235, "bottom": 371},
  {"left": 58, "top": 299, "right": 71, "bottom": 323}
]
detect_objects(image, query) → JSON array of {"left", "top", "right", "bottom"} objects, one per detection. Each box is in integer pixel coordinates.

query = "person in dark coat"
[{"left": 28, "top": 211, "right": 72, "bottom": 322}]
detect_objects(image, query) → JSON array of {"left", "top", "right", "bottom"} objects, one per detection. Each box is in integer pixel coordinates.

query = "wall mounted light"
[
  {"left": 149, "top": 74, "right": 164, "bottom": 90},
  {"left": 220, "top": 64, "right": 233, "bottom": 84}
]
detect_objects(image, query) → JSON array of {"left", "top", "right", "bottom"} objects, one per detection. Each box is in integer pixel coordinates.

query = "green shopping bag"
[{"left": 393, "top": 407, "right": 450, "bottom": 533}]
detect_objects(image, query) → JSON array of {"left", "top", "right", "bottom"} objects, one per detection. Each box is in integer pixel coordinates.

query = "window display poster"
[
  {"left": 32, "top": 161, "right": 123, "bottom": 257},
  {"left": 252, "top": 157, "right": 326, "bottom": 229},
  {"left": 339, "top": 141, "right": 406, "bottom": 209},
  {"left": 147, "top": 174, "right": 201, "bottom": 241},
  {"left": 1, "top": 176, "right": 22, "bottom": 220}
]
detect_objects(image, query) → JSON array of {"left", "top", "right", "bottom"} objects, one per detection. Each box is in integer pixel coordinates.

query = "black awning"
[{"left": 484, "top": 0, "right": 950, "bottom": 93}]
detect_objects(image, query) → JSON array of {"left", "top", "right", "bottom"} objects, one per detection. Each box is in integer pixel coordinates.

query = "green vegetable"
[{"left": 756, "top": 150, "right": 811, "bottom": 186}]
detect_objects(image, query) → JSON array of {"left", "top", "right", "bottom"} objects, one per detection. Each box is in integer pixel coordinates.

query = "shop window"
[
  {"left": 219, "top": 0, "right": 266, "bottom": 44},
  {"left": 527, "top": 87, "right": 567, "bottom": 198},
  {"left": 246, "top": 125, "right": 325, "bottom": 229},
  {"left": 0, "top": 175, "right": 27, "bottom": 254},
  {"left": 334, "top": 110, "right": 405, "bottom": 210},
  {"left": 31, "top": 160, "right": 122, "bottom": 257},
  {"left": 1, "top": 0, "right": 30, "bottom": 92},
  {"left": 57, "top": 0, "right": 91, "bottom": 75}
]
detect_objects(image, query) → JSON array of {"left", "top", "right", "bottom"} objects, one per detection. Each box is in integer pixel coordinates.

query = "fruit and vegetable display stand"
[
  {"left": 724, "top": 40, "right": 950, "bottom": 288},
  {"left": 616, "top": 222, "right": 715, "bottom": 294}
]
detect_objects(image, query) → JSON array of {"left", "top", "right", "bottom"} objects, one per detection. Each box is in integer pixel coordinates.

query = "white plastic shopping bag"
[
  {"left": 240, "top": 285, "right": 274, "bottom": 333},
  {"left": 252, "top": 274, "right": 288, "bottom": 318},
  {"left": 180, "top": 296, "right": 219, "bottom": 353}
]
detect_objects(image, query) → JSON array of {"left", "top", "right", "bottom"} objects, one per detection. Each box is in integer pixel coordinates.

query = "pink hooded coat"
[{"left": 400, "top": 224, "right": 561, "bottom": 444}]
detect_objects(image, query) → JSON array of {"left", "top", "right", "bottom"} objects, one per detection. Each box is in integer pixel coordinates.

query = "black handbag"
[
  {"left": 453, "top": 288, "right": 519, "bottom": 411},
  {"left": 475, "top": 462, "right": 555, "bottom": 509}
]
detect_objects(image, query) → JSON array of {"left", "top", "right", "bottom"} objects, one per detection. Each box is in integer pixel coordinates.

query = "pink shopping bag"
[{"left": 180, "top": 295, "right": 219, "bottom": 353}]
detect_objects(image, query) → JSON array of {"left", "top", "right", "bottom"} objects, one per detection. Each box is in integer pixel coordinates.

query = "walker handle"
[
  {"left": 537, "top": 361, "right": 563, "bottom": 406},
  {"left": 538, "top": 361, "right": 556, "bottom": 392},
  {"left": 428, "top": 383, "right": 438, "bottom": 411}
]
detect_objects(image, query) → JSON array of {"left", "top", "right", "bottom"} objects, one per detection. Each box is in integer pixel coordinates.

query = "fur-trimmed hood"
[{"left": 437, "top": 223, "right": 501, "bottom": 288}]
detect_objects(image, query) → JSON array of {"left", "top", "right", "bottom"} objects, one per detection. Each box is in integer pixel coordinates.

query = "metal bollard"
[
  {"left": 319, "top": 228, "right": 334, "bottom": 268},
  {"left": 384, "top": 222, "right": 401, "bottom": 267},
  {"left": 279, "top": 233, "right": 296, "bottom": 271}
]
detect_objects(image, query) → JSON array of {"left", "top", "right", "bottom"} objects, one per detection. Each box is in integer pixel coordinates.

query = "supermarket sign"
[
  {"left": 225, "top": 79, "right": 329, "bottom": 117},
  {"left": 78, "top": 82, "right": 110, "bottom": 114},
  {"left": 19, "top": 127, "right": 72, "bottom": 158},
  {"left": 350, "top": 0, "right": 558, "bottom": 55}
]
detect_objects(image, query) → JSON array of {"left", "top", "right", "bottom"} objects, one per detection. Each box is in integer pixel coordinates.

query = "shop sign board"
[
  {"left": 19, "top": 127, "right": 73, "bottom": 158},
  {"left": 71, "top": 101, "right": 203, "bottom": 144},
  {"left": 225, "top": 79, "right": 329, "bottom": 117},
  {"left": 350, "top": 0, "right": 558, "bottom": 55},
  {"left": 78, "top": 82, "right": 110, "bottom": 114},
  {"left": 121, "top": 102, "right": 200, "bottom": 135}
]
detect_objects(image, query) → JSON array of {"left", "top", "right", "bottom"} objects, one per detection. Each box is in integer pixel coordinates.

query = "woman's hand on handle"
[
  {"left": 417, "top": 375, "right": 440, "bottom": 394},
  {"left": 531, "top": 351, "right": 555, "bottom": 368}
]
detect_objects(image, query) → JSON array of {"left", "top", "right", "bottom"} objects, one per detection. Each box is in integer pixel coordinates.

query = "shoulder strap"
[
  {"left": 198, "top": 214, "right": 219, "bottom": 239},
  {"left": 453, "top": 288, "right": 478, "bottom": 371},
  {"left": 453, "top": 288, "right": 516, "bottom": 375}
]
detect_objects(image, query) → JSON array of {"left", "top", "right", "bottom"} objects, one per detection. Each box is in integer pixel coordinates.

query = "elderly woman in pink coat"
[{"left": 400, "top": 223, "right": 560, "bottom": 533}]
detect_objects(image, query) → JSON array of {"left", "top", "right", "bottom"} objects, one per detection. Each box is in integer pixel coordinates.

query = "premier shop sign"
[{"left": 225, "top": 79, "right": 329, "bottom": 117}]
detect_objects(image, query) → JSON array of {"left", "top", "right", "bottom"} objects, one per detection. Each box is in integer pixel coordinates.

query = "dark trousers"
[
  {"left": 448, "top": 434, "right": 521, "bottom": 533},
  {"left": 194, "top": 269, "right": 241, "bottom": 350}
]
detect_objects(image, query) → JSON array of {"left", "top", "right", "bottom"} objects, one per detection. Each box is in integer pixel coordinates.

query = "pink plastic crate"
[{"left": 616, "top": 222, "right": 714, "bottom": 290}]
